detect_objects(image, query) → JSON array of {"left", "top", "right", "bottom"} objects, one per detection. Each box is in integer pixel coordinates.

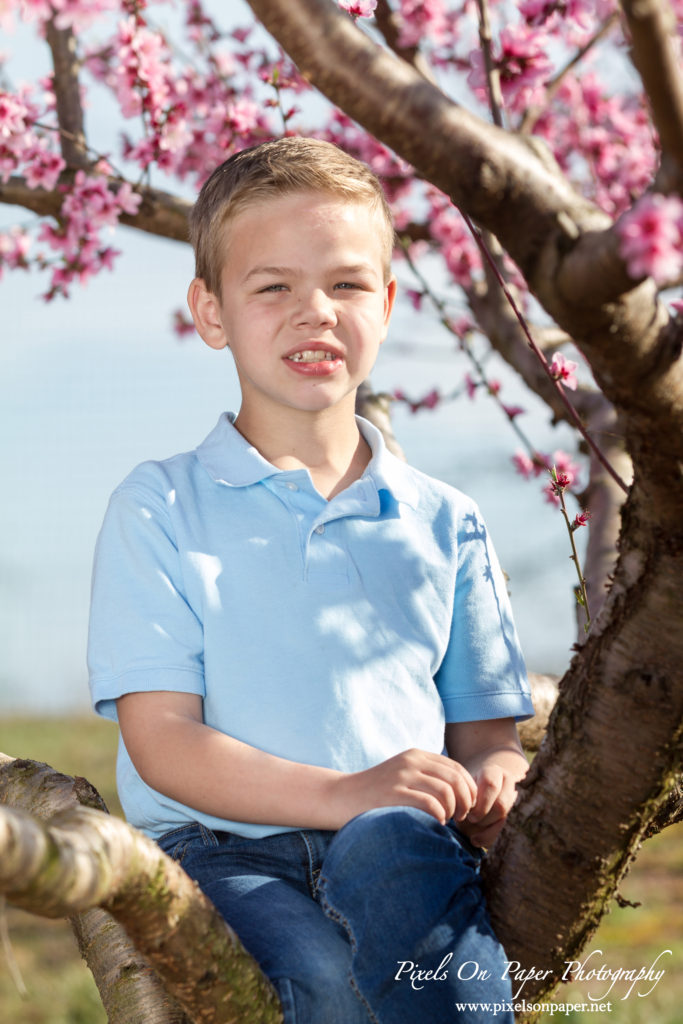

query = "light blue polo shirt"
[{"left": 88, "top": 413, "right": 533, "bottom": 839}]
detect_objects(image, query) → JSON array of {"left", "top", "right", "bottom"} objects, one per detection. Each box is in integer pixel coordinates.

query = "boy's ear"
[
  {"left": 380, "top": 275, "right": 398, "bottom": 341},
  {"left": 187, "top": 277, "right": 229, "bottom": 351}
]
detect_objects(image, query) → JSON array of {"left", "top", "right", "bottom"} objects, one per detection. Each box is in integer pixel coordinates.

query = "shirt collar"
[{"left": 196, "top": 411, "right": 419, "bottom": 508}]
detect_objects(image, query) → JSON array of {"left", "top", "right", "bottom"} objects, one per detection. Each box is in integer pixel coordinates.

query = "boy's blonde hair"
[{"left": 189, "top": 136, "right": 395, "bottom": 297}]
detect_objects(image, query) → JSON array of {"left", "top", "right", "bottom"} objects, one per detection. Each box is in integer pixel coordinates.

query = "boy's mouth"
[{"left": 287, "top": 350, "right": 339, "bottom": 363}]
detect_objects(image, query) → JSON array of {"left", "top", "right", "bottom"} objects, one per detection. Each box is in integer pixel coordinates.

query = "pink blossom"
[
  {"left": 338, "top": 0, "right": 377, "bottom": 18},
  {"left": 0, "top": 91, "right": 28, "bottom": 140},
  {"left": 0, "top": 226, "right": 31, "bottom": 278},
  {"left": 395, "top": 0, "right": 449, "bottom": 49},
  {"left": 572, "top": 509, "right": 592, "bottom": 530},
  {"left": 549, "top": 351, "right": 578, "bottom": 390},
  {"left": 512, "top": 451, "right": 535, "bottom": 479},
  {"left": 520, "top": 0, "right": 593, "bottom": 30},
  {"left": 468, "top": 24, "right": 552, "bottom": 112},
  {"left": 173, "top": 310, "right": 197, "bottom": 338},
  {"left": 51, "top": 0, "right": 119, "bottom": 33},
  {"left": 553, "top": 449, "right": 581, "bottom": 485},
  {"left": 226, "top": 98, "right": 261, "bottom": 135},
  {"left": 405, "top": 289, "right": 424, "bottom": 311},
  {"left": 14, "top": 0, "right": 53, "bottom": 24},
  {"left": 393, "top": 387, "right": 441, "bottom": 413},
  {"left": 502, "top": 404, "right": 525, "bottom": 419},
  {"left": 23, "top": 142, "right": 65, "bottom": 190},
  {"left": 543, "top": 451, "right": 581, "bottom": 504},
  {"left": 617, "top": 193, "right": 683, "bottom": 284},
  {"left": 429, "top": 204, "right": 481, "bottom": 287},
  {"left": 464, "top": 373, "right": 478, "bottom": 399},
  {"left": 512, "top": 449, "right": 549, "bottom": 479}
]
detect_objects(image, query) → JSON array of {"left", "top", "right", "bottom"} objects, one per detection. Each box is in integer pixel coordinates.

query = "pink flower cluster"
[
  {"left": 0, "top": 88, "right": 65, "bottom": 189},
  {"left": 468, "top": 22, "right": 553, "bottom": 113},
  {"left": 338, "top": 0, "right": 377, "bottom": 17},
  {"left": 3, "top": 0, "right": 118, "bottom": 33},
  {"left": 393, "top": 387, "right": 441, "bottom": 414},
  {"left": 512, "top": 448, "right": 582, "bottom": 505},
  {"left": 428, "top": 194, "right": 481, "bottom": 288},
  {"left": 395, "top": 0, "right": 449, "bottom": 49},
  {"left": 0, "top": 226, "right": 31, "bottom": 281},
  {"left": 38, "top": 169, "right": 141, "bottom": 298},
  {"left": 549, "top": 352, "right": 578, "bottom": 390},
  {"left": 536, "top": 72, "right": 657, "bottom": 217},
  {"left": 617, "top": 193, "right": 683, "bottom": 285}
]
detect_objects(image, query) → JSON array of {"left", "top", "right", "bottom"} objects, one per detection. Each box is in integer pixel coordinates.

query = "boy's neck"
[{"left": 234, "top": 400, "right": 371, "bottom": 501}]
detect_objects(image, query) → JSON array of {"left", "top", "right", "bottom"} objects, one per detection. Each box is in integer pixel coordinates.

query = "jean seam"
[
  {"left": 317, "top": 875, "right": 379, "bottom": 1024},
  {"left": 299, "top": 831, "right": 322, "bottom": 900},
  {"left": 198, "top": 823, "right": 219, "bottom": 847}
]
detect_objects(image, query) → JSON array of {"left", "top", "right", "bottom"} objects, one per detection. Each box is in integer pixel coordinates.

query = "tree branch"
[
  {"left": 0, "top": 175, "right": 191, "bottom": 243},
  {"left": 0, "top": 754, "right": 189, "bottom": 1024},
  {"left": 620, "top": 0, "right": 683, "bottom": 193},
  {"left": 0, "top": 795, "right": 283, "bottom": 1024},
  {"left": 44, "top": 18, "right": 88, "bottom": 170},
  {"left": 372, "top": 0, "right": 437, "bottom": 84}
]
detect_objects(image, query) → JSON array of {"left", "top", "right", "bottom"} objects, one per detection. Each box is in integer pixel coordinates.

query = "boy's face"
[{"left": 189, "top": 190, "right": 396, "bottom": 423}]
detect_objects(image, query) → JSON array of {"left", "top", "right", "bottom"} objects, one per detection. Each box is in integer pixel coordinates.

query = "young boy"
[{"left": 89, "top": 136, "right": 534, "bottom": 1023}]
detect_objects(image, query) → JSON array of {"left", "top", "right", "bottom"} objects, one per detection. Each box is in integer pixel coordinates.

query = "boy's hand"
[
  {"left": 458, "top": 763, "right": 520, "bottom": 848},
  {"left": 333, "top": 748, "right": 477, "bottom": 827},
  {"left": 445, "top": 718, "right": 530, "bottom": 848}
]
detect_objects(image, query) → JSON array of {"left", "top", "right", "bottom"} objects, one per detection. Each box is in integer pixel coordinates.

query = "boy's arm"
[
  {"left": 118, "top": 691, "right": 479, "bottom": 832},
  {"left": 445, "top": 718, "right": 529, "bottom": 848}
]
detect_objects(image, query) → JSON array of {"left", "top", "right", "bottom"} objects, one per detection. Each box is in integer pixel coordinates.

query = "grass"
[{"left": 0, "top": 716, "right": 681, "bottom": 1023}]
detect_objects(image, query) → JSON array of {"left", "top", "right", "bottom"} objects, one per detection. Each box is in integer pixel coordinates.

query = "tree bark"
[
  {"left": 0, "top": 778, "right": 283, "bottom": 1024},
  {"left": 0, "top": 753, "right": 189, "bottom": 1024}
]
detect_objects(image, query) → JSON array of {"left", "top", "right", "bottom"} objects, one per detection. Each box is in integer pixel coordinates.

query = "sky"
[{"left": 0, "top": 3, "right": 587, "bottom": 714}]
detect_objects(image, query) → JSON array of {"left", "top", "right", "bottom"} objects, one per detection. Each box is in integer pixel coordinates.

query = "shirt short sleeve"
[
  {"left": 88, "top": 469, "right": 205, "bottom": 721},
  {"left": 434, "top": 503, "right": 534, "bottom": 723}
]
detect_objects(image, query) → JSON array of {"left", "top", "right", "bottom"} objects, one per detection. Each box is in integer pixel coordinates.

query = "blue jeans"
[{"left": 158, "top": 807, "right": 514, "bottom": 1023}]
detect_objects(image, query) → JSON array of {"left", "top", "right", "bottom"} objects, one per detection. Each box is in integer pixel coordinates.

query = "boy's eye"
[
  {"left": 259, "top": 283, "right": 288, "bottom": 293},
  {"left": 334, "top": 282, "right": 362, "bottom": 290}
]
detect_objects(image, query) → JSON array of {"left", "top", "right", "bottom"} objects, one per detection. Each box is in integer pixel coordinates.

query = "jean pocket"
[{"left": 158, "top": 823, "right": 206, "bottom": 865}]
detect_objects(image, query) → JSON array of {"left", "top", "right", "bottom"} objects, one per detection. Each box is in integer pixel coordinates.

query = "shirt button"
[
  {"left": 285, "top": 482, "right": 298, "bottom": 491},
  {"left": 314, "top": 524, "right": 325, "bottom": 534}
]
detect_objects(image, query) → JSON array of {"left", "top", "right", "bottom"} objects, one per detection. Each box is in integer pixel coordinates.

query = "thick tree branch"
[
  {"left": 44, "top": 18, "right": 88, "bottom": 170},
  {"left": 620, "top": 0, "right": 683, "bottom": 193},
  {"left": 0, "top": 175, "right": 191, "bottom": 243},
  {"left": 0, "top": 754, "right": 188, "bottom": 1024},
  {"left": 0, "top": 796, "right": 283, "bottom": 1024},
  {"left": 373, "top": 0, "right": 437, "bottom": 83}
]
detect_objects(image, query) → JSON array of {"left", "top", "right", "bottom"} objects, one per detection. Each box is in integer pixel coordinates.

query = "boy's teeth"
[{"left": 288, "top": 350, "right": 336, "bottom": 363}]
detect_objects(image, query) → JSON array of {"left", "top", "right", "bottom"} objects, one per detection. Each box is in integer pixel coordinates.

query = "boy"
[{"left": 89, "top": 137, "right": 534, "bottom": 1023}]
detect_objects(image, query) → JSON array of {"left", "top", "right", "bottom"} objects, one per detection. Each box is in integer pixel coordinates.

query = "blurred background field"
[{"left": 0, "top": 716, "right": 681, "bottom": 1024}]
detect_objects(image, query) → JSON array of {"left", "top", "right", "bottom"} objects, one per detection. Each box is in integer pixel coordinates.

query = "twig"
[
  {"left": 461, "top": 210, "right": 630, "bottom": 495},
  {"left": 550, "top": 466, "right": 591, "bottom": 631},
  {"left": 398, "top": 237, "right": 551, "bottom": 470},
  {"left": 475, "top": 0, "right": 505, "bottom": 128},
  {"left": 44, "top": 18, "right": 88, "bottom": 169},
  {"left": 620, "top": 0, "right": 683, "bottom": 188},
  {"left": 520, "top": 13, "right": 619, "bottom": 134},
  {"left": 372, "top": 0, "right": 438, "bottom": 84}
]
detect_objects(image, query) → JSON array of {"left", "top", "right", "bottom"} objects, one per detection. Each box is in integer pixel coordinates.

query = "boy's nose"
[{"left": 294, "top": 288, "right": 338, "bottom": 328}]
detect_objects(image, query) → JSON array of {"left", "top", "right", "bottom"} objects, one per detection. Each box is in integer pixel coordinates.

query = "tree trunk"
[{"left": 243, "top": 4, "right": 683, "bottom": 1019}]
